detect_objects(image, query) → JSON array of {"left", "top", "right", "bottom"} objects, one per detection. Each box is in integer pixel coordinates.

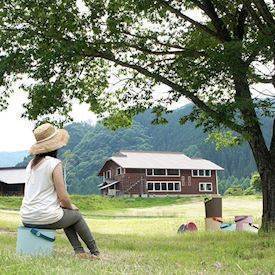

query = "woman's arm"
[{"left": 53, "top": 163, "right": 77, "bottom": 210}]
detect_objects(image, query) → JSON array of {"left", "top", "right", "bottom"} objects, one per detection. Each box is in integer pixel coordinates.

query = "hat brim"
[{"left": 29, "top": 129, "right": 70, "bottom": 155}]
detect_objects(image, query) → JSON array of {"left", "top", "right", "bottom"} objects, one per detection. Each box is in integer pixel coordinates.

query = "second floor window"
[
  {"left": 146, "top": 169, "right": 180, "bottom": 176},
  {"left": 105, "top": 170, "right": 111, "bottom": 179},
  {"left": 192, "top": 170, "right": 211, "bottom": 177},
  {"left": 116, "top": 167, "right": 122, "bottom": 175}
]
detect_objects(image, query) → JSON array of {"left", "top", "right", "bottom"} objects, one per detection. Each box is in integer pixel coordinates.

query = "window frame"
[
  {"left": 105, "top": 170, "right": 112, "bottom": 179},
  {"left": 199, "top": 182, "right": 213, "bottom": 192},
  {"left": 153, "top": 169, "right": 166, "bottom": 176},
  {"left": 192, "top": 169, "right": 211, "bottom": 177},
  {"left": 146, "top": 181, "right": 181, "bottom": 192},
  {"left": 116, "top": 167, "right": 123, "bottom": 175},
  {"left": 146, "top": 169, "right": 180, "bottom": 177}
]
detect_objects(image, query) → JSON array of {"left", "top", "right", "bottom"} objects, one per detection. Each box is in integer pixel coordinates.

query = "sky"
[
  {"left": 0, "top": 92, "right": 99, "bottom": 152},
  {"left": 0, "top": 87, "right": 189, "bottom": 152}
]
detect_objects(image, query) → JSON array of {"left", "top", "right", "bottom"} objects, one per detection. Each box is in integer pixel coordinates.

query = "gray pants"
[{"left": 24, "top": 209, "right": 99, "bottom": 255}]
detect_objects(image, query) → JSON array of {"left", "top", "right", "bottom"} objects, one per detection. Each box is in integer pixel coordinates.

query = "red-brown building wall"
[{"left": 100, "top": 161, "right": 218, "bottom": 195}]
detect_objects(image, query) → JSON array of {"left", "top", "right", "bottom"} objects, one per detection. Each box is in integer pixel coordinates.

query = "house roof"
[
  {"left": 0, "top": 167, "right": 26, "bottom": 184},
  {"left": 99, "top": 151, "right": 223, "bottom": 174}
]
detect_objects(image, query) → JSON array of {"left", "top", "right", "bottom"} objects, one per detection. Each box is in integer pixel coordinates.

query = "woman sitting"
[{"left": 20, "top": 123, "right": 100, "bottom": 259}]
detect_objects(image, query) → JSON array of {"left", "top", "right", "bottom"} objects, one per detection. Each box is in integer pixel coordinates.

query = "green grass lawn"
[
  {"left": 1, "top": 195, "right": 273, "bottom": 274},
  {"left": 0, "top": 195, "right": 193, "bottom": 212}
]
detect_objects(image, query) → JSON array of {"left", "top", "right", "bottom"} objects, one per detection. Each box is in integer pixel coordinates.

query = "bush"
[
  {"left": 244, "top": 186, "right": 256, "bottom": 195},
  {"left": 250, "top": 172, "right": 262, "bottom": 192},
  {"left": 224, "top": 185, "right": 243, "bottom": 196}
]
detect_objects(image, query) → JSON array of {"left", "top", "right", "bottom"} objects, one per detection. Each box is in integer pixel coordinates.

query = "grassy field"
[
  {"left": 1, "top": 195, "right": 274, "bottom": 274},
  {"left": 0, "top": 195, "right": 193, "bottom": 213}
]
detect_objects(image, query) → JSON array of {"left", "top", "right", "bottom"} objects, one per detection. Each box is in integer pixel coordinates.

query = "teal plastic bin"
[
  {"left": 16, "top": 226, "right": 56, "bottom": 256},
  {"left": 220, "top": 223, "right": 236, "bottom": 231}
]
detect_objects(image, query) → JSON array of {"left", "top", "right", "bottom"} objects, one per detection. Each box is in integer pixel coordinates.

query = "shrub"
[
  {"left": 224, "top": 185, "right": 243, "bottom": 196},
  {"left": 244, "top": 186, "right": 256, "bottom": 195}
]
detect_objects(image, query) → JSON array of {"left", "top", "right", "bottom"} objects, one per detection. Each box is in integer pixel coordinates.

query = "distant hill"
[
  {"left": 17, "top": 104, "right": 272, "bottom": 194},
  {"left": 0, "top": 151, "right": 28, "bottom": 167}
]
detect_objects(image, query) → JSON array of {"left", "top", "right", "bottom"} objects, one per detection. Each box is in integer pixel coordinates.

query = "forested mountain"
[
  {"left": 0, "top": 151, "right": 28, "bottom": 167},
  {"left": 18, "top": 105, "right": 272, "bottom": 194}
]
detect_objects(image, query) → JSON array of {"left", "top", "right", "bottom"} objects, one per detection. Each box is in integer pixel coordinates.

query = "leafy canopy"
[{"left": 0, "top": 0, "right": 274, "bottom": 135}]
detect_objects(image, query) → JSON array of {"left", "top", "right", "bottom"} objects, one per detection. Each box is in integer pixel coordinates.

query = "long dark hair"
[{"left": 31, "top": 150, "right": 58, "bottom": 169}]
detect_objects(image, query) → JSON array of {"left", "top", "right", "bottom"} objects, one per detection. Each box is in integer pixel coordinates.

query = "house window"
[
  {"left": 146, "top": 169, "right": 153, "bottom": 176},
  {"left": 205, "top": 170, "right": 211, "bottom": 176},
  {"left": 155, "top": 183, "right": 161, "bottom": 190},
  {"left": 154, "top": 169, "right": 166, "bottom": 176},
  {"left": 168, "top": 182, "right": 174, "bottom": 191},
  {"left": 161, "top": 182, "right": 167, "bottom": 191},
  {"left": 147, "top": 182, "right": 153, "bottom": 191},
  {"left": 146, "top": 169, "right": 180, "bottom": 177},
  {"left": 116, "top": 167, "right": 122, "bottom": 175},
  {"left": 192, "top": 170, "right": 211, "bottom": 177},
  {"left": 146, "top": 182, "right": 181, "bottom": 192},
  {"left": 192, "top": 170, "right": 198, "bottom": 176},
  {"left": 106, "top": 170, "right": 111, "bottom": 179},
  {"left": 199, "top": 182, "right": 213, "bottom": 192},
  {"left": 206, "top": 183, "right": 212, "bottom": 191},
  {"left": 167, "top": 169, "right": 180, "bottom": 176}
]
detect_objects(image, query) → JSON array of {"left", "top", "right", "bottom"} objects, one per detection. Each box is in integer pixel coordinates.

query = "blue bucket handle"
[{"left": 30, "top": 228, "right": 56, "bottom": 242}]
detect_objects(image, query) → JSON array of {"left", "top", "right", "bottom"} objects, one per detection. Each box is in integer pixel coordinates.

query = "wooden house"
[
  {"left": 0, "top": 167, "right": 26, "bottom": 196},
  {"left": 98, "top": 151, "right": 224, "bottom": 197}
]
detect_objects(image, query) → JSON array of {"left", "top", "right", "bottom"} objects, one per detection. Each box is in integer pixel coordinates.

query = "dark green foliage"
[
  {"left": 250, "top": 172, "right": 262, "bottom": 192},
  {"left": 219, "top": 176, "right": 250, "bottom": 195},
  {"left": 224, "top": 185, "right": 244, "bottom": 196}
]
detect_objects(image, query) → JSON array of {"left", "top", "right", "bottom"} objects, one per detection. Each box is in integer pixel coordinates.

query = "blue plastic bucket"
[
  {"left": 220, "top": 223, "right": 236, "bottom": 231},
  {"left": 16, "top": 226, "right": 56, "bottom": 256}
]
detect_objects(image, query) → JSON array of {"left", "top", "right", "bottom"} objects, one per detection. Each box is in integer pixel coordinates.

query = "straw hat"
[{"left": 29, "top": 123, "right": 69, "bottom": 155}]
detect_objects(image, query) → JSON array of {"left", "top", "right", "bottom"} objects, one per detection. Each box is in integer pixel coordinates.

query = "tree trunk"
[
  {"left": 249, "top": 134, "right": 275, "bottom": 232},
  {"left": 233, "top": 69, "right": 275, "bottom": 232}
]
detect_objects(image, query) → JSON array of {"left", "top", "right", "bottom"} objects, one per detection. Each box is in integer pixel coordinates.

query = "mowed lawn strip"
[{"left": 1, "top": 232, "right": 275, "bottom": 274}]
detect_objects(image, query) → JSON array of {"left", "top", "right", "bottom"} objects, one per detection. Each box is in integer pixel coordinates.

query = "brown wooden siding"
[{"left": 100, "top": 161, "right": 218, "bottom": 196}]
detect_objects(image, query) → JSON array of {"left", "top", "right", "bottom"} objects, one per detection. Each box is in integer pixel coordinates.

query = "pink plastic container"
[{"left": 235, "top": 216, "right": 253, "bottom": 231}]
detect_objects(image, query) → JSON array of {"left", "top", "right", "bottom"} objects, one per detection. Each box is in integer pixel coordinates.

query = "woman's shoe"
[{"left": 75, "top": 252, "right": 100, "bottom": 260}]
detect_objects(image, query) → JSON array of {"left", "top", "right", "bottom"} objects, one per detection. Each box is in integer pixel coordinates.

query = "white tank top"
[{"left": 20, "top": 156, "right": 64, "bottom": 225}]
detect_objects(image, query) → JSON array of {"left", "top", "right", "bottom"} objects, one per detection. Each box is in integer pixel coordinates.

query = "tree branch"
[
  {"left": 121, "top": 30, "right": 186, "bottom": 50},
  {"left": 245, "top": 48, "right": 262, "bottom": 65},
  {"left": 193, "top": 0, "right": 232, "bottom": 41},
  {"left": 125, "top": 43, "right": 207, "bottom": 58},
  {"left": 84, "top": 48, "right": 246, "bottom": 134},
  {"left": 234, "top": 6, "right": 249, "bottom": 39},
  {"left": 243, "top": 0, "right": 272, "bottom": 35},
  {"left": 155, "top": 0, "right": 224, "bottom": 41},
  {"left": 252, "top": 0, "right": 275, "bottom": 26},
  {"left": 250, "top": 73, "right": 275, "bottom": 86}
]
